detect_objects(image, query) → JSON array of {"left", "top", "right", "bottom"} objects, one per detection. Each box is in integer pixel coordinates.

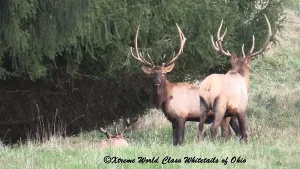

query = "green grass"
[
  {"left": 1, "top": 8, "right": 300, "bottom": 169},
  {"left": 285, "top": 0, "right": 300, "bottom": 16},
  {"left": 0, "top": 137, "right": 298, "bottom": 169}
]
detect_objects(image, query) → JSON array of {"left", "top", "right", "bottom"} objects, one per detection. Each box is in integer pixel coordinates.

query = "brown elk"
[
  {"left": 130, "top": 24, "right": 239, "bottom": 146},
  {"left": 99, "top": 127, "right": 129, "bottom": 149},
  {"left": 198, "top": 14, "right": 274, "bottom": 142}
]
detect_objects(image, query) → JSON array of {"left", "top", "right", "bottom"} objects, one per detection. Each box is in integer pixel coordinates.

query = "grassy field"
[{"left": 1, "top": 8, "right": 300, "bottom": 169}]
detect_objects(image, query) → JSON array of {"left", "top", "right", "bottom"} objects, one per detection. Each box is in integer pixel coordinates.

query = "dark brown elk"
[
  {"left": 130, "top": 24, "right": 239, "bottom": 145},
  {"left": 99, "top": 127, "right": 129, "bottom": 149},
  {"left": 198, "top": 14, "right": 274, "bottom": 142}
]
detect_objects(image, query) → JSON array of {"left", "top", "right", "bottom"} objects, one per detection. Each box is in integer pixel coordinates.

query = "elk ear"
[
  {"left": 141, "top": 65, "right": 153, "bottom": 74},
  {"left": 230, "top": 52, "right": 238, "bottom": 63},
  {"left": 231, "top": 52, "right": 238, "bottom": 59},
  {"left": 245, "top": 55, "right": 252, "bottom": 64},
  {"left": 164, "top": 63, "right": 175, "bottom": 73}
]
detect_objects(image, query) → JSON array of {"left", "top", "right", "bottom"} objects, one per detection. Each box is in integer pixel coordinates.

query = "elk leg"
[
  {"left": 197, "top": 112, "right": 208, "bottom": 141},
  {"left": 236, "top": 113, "right": 248, "bottom": 142},
  {"left": 228, "top": 123, "right": 232, "bottom": 137},
  {"left": 230, "top": 116, "right": 241, "bottom": 137},
  {"left": 198, "top": 96, "right": 209, "bottom": 141},
  {"left": 211, "top": 109, "right": 225, "bottom": 140},
  {"left": 172, "top": 122, "right": 178, "bottom": 145},
  {"left": 221, "top": 117, "right": 231, "bottom": 139},
  {"left": 177, "top": 118, "right": 186, "bottom": 146}
]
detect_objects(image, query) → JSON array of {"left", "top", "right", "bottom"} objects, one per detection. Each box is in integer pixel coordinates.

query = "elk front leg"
[
  {"left": 177, "top": 118, "right": 186, "bottom": 146},
  {"left": 172, "top": 121, "right": 178, "bottom": 146},
  {"left": 172, "top": 118, "right": 186, "bottom": 146}
]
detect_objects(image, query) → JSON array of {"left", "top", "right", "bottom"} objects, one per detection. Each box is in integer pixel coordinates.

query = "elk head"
[
  {"left": 130, "top": 24, "right": 186, "bottom": 109},
  {"left": 211, "top": 14, "right": 275, "bottom": 75}
]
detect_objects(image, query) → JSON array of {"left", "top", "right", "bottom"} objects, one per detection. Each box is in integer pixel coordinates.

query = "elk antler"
[
  {"left": 246, "top": 14, "right": 274, "bottom": 58},
  {"left": 241, "top": 35, "right": 255, "bottom": 58},
  {"left": 101, "top": 127, "right": 124, "bottom": 139},
  {"left": 130, "top": 26, "right": 154, "bottom": 67},
  {"left": 211, "top": 20, "right": 231, "bottom": 57},
  {"left": 162, "top": 23, "right": 187, "bottom": 66},
  {"left": 100, "top": 127, "right": 112, "bottom": 139}
]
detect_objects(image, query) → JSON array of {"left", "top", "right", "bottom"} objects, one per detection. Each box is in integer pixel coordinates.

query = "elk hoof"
[
  {"left": 240, "top": 137, "right": 248, "bottom": 144},
  {"left": 197, "top": 135, "right": 204, "bottom": 142}
]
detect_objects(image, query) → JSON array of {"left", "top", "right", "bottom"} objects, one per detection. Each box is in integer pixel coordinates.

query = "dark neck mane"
[
  {"left": 152, "top": 80, "right": 170, "bottom": 110},
  {"left": 236, "top": 66, "right": 247, "bottom": 77}
]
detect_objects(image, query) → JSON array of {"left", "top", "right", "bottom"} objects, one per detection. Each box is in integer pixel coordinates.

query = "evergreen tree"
[{"left": 0, "top": 0, "right": 284, "bottom": 81}]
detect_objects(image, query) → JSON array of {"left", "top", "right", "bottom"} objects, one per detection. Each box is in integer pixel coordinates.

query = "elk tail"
[{"left": 200, "top": 96, "right": 209, "bottom": 113}]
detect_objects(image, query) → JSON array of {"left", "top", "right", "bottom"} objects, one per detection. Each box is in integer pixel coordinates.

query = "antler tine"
[
  {"left": 220, "top": 27, "right": 228, "bottom": 41},
  {"left": 211, "top": 24, "right": 227, "bottom": 49},
  {"left": 250, "top": 14, "right": 273, "bottom": 58},
  {"left": 216, "top": 19, "right": 224, "bottom": 40},
  {"left": 162, "top": 54, "right": 166, "bottom": 61},
  {"left": 130, "top": 25, "right": 154, "bottom": 67},
  {"left": 214, "top": 20, "right": 231, "bottom": 57},
  {"left": 100, "top": 127, "right": 112, "bottom": 139},
  {"left": 130, "top": 47, "right": 152, "bottom": 66},
  {"left": 210, "top": 23, "right": 221, "bottom": 51},
  {"left": 163, "top": 23, "right": 187, "bottom": 66},
  {"left": 147, "top": 53, "right": 155, "bottom": 65},
  {"left": 140, "top": 51, "right": 154, "bottom": 65},
  {"left": 100, "top": 127, "right": 106, "bottom": 133},
  {"left": 211, "top": 35, "right": 219, "bottom": 50},
  {"left": 115, "top": 126, "right": 118, "bottom": 134},
  {"left": 242, "top": 44, "right": 246, "bottom": 58},
  {"left": 249, "top": 35, "right": 255, "bottom": 54}
]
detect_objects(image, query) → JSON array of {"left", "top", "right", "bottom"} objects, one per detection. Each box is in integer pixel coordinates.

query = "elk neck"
[
  {"left": 232, "top": 65, "right": 250, "bottom": 91},
  {"left": 152, "top": 79, "right": 172, "bottom": 110}
]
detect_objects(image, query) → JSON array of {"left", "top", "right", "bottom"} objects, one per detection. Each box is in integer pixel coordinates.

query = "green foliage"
[{"left": 0, "top": 0, "right": 284, "bottom": 80}]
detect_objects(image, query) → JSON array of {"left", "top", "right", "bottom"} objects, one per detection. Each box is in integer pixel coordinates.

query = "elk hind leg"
[
  {"left": 198, "top": 113, "right": 208, "bottom": 141},
  {"left": 236, "top": 113, "right": 248, "bottom": 142},
  {"left": 221, "top": 117, "right": 231, "bottom": 140},
  {"left": 230, "top": 116, "right": 240, "bottom": 137},
  {"left": 198, "top": 97, "right": 209, "bottom": 141},
  {"left": 211, "top": 105, "right": 226, "bottom": 140}
]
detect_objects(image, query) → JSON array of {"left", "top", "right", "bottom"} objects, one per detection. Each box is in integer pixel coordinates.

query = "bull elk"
[
  {"left": 130, "top": 24, "right": 239, "bottom": 145},
  {"left": 198, "top": 14, "right": 274, "bottom": 142},
  {"left": 99, "top": 127, "right": 129, "bottom": 149}
]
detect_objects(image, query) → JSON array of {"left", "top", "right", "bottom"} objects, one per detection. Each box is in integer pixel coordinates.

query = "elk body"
[
  {"left": 130, "top": 24, "right": 239, "bottom": 146},
  {"left": 99, "top": 128, "right": 129, "bottom": 149},
  {"left": 198, "top": 14, "right": 274, "bottom": 142}
]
